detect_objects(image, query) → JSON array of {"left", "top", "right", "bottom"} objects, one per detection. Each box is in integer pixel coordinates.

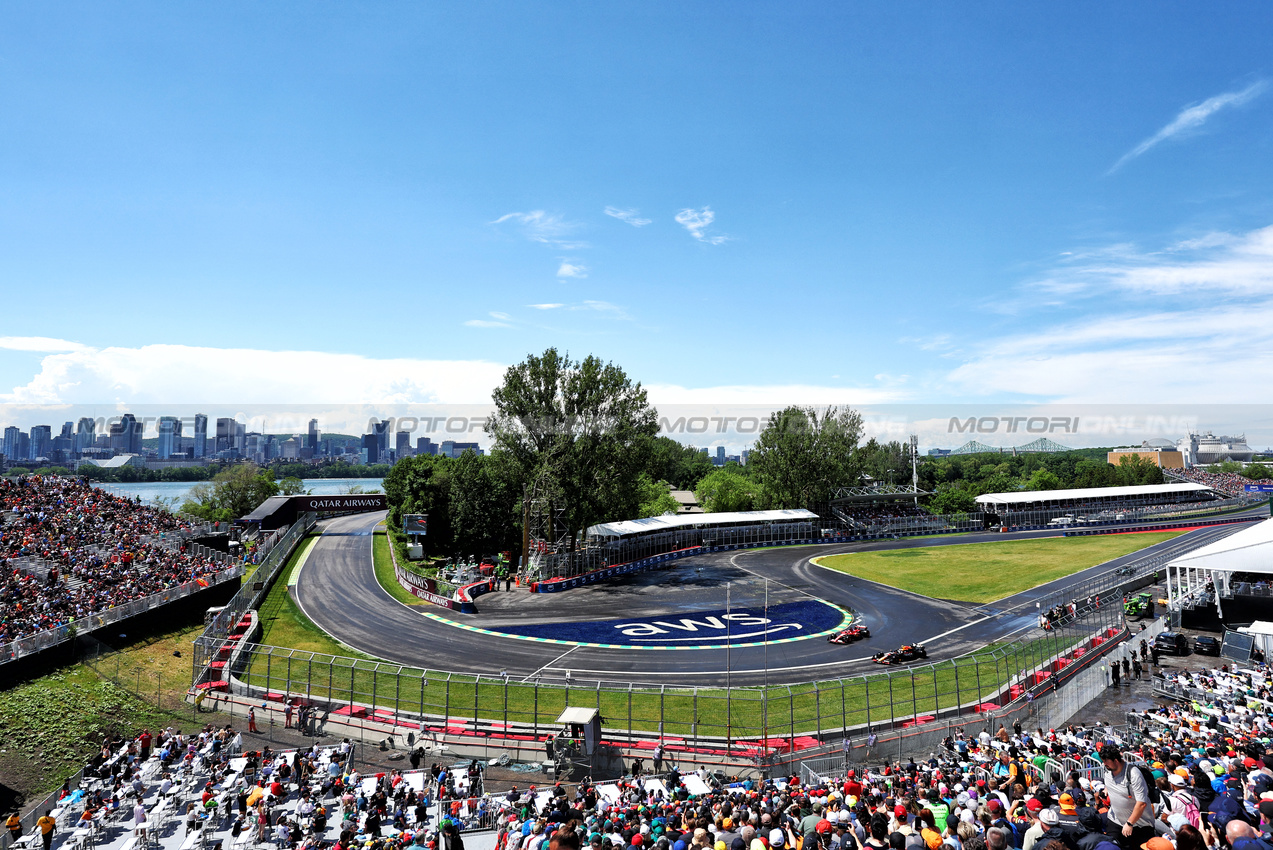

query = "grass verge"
[
  {"left": 373, "top": 527, "right": 427, "bottom": 607},
  {"left": 256, "top": 534, "right": 375, "bottom": 658},
  {"left": 815, "top": 531, "right": 1183, "bottom": 603}
]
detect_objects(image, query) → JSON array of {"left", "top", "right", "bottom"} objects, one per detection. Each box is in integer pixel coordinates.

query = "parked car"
[
  {"left": 1154, "top": 632, "right": 1190, "bottom": 656},
  {"left": 1194, "top": 635, "right": 1221, "bottom": 656}
]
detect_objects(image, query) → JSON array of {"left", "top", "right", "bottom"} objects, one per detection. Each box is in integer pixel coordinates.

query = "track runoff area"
[{"left": 292, "top": 508, "right": 1263, "bottom": 689}]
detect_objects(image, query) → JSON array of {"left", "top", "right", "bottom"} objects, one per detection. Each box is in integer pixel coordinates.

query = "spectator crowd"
[
  {"left": 1, "top": 475, "right": 229, "bottom": 648},
  {"left": 1166, "top": 470, "right": 1273, "bottom": 499}
]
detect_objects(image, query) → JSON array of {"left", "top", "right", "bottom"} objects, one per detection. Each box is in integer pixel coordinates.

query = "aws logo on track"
[
  {"left": 489, "top": 599, "right": 848, "bottom": 648},
  {"left": 616, "top": 612, "right": 800, "bottom": 643}
]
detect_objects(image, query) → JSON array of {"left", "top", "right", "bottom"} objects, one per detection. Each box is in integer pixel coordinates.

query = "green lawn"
[{"left": 814, "top": 531, "right": 1183, "bottom": 603}]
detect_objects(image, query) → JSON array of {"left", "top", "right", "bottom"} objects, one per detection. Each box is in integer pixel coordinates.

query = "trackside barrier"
[{"left": 1063, "top": 515, "right": 1254, "bottom": 537}]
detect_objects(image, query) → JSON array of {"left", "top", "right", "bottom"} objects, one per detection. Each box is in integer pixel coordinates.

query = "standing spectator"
[
  {"left": 1100, "top": 745, "right": 1154, "bottom": 850},
  {"left": 284, "top": 702, "right": 293, "bottom": 729},
  {"left": 248, "top": 707, "right": 259, "bottom": 733}
]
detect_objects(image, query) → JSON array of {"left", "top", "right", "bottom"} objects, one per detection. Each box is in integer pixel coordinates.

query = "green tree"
[
  {"left": 1116, "top": 454, "right": 1164, "bottom": 486},
  {"left": 486, "top": 348, "right": 659, "bottom": 546},
  {"left": 1026, "top": 468, "right": 1064, "bottom": 491},
  {"left": 636, "top": 474, "right": 680, "bottom": 518},
  {"left": 180, "top": 463, "right": 279, "bottom": 521},
  {"left": 383, "top": 454, "right": 455, "bottom": 556},
  {"left": 929, "top": 483, "right": 976, "bottom": 515},
  {"left": 279, "top": 476, "right": 308, "bottom": 495},
  {"left": 1243, "top": 463, "right": 1271, "bottom": 480},
  {"left": 695, "top": 469, "right": 767, "bottom": 513},
  {"left": 448, "top": 452, "right": 520, "bottom": 557},
  {"left": 645, "top": 437, "right": 716, "bottom": 490},
  {"left": 749, "top": 406, "right": 864, "bottom": 509}
]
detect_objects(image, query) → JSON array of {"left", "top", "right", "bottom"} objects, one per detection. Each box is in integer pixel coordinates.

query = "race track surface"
[{"left": 292, "top": 510, "right": 1260, "bottom": 688}]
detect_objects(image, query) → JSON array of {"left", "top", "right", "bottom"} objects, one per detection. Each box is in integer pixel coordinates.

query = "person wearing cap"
[
  {"left": 1101, "top": 745, "right": 1155, "bottom": 850},
  {"left": 1021, "top": 800, "right": 1047, "bottom": 850},
  {"left": 1162, "top": 776, "right": 1199, "bottom": 830}
]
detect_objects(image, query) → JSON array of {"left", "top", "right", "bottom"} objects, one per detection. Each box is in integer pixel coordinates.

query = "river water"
[{"left": 93, "top": 478, "right": 384, "bottom": 507}]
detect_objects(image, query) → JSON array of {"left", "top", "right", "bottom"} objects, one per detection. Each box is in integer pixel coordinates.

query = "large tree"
[
  {"left": 486, "top": 348, "right": 659, "bottom": 545},
  {"left": 383, "top": 454, "right": 455, "bottom": 556},
  {"left": 749, "top": 405, "right": 864, "bottom": 509}
]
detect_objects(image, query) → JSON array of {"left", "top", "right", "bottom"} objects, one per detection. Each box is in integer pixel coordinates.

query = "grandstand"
[
  {"left": 975, "top": 481, "right": 1218, "bottom": 518},
  {"left": 1165, "top": 466, "right": 1273, "bottom": 496},
  {"left": 1, "top": 475, "right": 236, "bottom": 662},
  {"left": 828, "top": 483, "right": 936, "bottom": 533}
]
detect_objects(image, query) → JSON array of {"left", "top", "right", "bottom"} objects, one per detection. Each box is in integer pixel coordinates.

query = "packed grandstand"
[
  {"left": 0, "top": 475, "right": 231, "bottom": 646},
  {"left": 12, "top": 653, "right": 1273, "bottom": 850},
  {"left": 1167, "top": 469, "right": 1273, "bottom": 498}
]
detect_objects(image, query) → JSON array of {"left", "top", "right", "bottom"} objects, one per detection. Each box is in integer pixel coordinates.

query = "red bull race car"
[
  {"left": 827, "top": 624, "right": 871, "bottom": 644},
  {"left": 872, "top": 644, "right": 928, "bottom": 665}
]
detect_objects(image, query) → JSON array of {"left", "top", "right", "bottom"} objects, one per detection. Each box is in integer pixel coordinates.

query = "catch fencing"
[
  {"left": 191, "top": 599, "right": 1126, "bottom": 770},
  {"left": 196, "top": 513, "right": 316, "bottom": 646}
]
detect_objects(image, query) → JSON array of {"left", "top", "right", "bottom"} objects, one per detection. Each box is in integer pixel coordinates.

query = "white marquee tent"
[{"left": 1166, "top": 517, "right": 1273, "bottom": 616}]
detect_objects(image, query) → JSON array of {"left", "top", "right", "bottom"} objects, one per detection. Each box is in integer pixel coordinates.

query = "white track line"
[{"left": 523, "top": 646, "right": 581, "bottom": 682}]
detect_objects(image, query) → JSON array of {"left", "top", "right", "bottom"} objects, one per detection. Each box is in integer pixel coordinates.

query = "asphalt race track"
[{"left": 292, "top": 509, "right": 1263, "bottom": 688}]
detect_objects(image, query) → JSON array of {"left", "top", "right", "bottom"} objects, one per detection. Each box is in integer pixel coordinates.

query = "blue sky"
[{"left": 2, "top": 2, "right": 1272, "bottom": 414}]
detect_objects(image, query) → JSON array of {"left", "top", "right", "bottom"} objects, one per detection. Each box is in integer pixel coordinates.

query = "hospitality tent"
[{"left": 1165, "top": 518, "right": 1273, "bottom": 617}]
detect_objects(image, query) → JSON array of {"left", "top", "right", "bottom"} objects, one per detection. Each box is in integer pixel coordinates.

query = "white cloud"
[
  {"left": 945, "top": 222, "right": 1273, "bottom": 402},
  {"left": 1110, "top": 80, "right": 1267, "bottom": 173},
  {"left": 604, "top": 206, "right": 652, "bottom": 227},
  {"left": 556, "top": 261, "right": 588, "bottom": 279},
  {"left": 464, "top": 319, "right": 511, "bottom": 328},
  {"left": 646, "top": 383, "right": 906, "bottom": 405},
  {"left": 1024, "top": 223, "right": 1273, "bottom": 301},
  {"left": 674, "top": 207, "right": 729, "bottom": 245},
  {"left": 0, "top": 343, "right": 507, "bottom": 405},
  {"left": 527, "top": 303, "right": 564, "bottom": 310},
  {"left": 490, "top": 210, "right": 587, "bottom": 249},
  {"left": 0, "top": 336, "right": 89, "bottom": 353}
]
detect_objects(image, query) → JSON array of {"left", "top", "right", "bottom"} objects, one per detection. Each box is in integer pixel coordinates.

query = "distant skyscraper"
[
  {"left": 362, "top": 433, "right": 379, "bottom": 464},
  {"left": 215, "top": 418, "right": 235, "bottom": 454},
  {"left": 416, "top": 437, "right": 436, "bottom": 456},
  {"left": 715, "top": 446, "right": 726, "bottom": 465},
  {"left": 29, "top": 425, "right": 52, "bottom": 460},
  {"left": 2, "top": 426, "right": 19, "bottom": 461},
  {"left": 60, "top": 421, "right": 74, "bottom": 440},
  {"left": 157, "top": 416, "right": 181, "bottom": 459},
  {"left": 75, "top": 418, "right": 96, "bottom": 455},
  {"left": 235, "top": 422, "right": 246, "bottom": 454},
  {"left": 308, "top": 419, "right": 320, "bottom": 453},
  {"left": 193, "top": 414, "right": 208, "bottom": 458},
  {"left": 373, "top": 420, "right": 391, "bottom": 454},
  {"left": 109, "top": 414, "right": 141, "bottom": 454},
  {"left": 395, "top": 431, "right": 412, "bottom": 458}
]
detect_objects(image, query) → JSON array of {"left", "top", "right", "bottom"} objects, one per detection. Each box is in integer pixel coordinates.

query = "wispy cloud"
[
  {"left": 1109, "top": 80, "right": 1267, "bottom": 173},
  {"left": 464, "top": 311, "right": 512, "bottom": 329},
  {"left": 945, "top": 222, "right": 1273, "bottom": 402},
  {"left": 556, "top": 260, "right": 588, "bottom": 279},
  {"left": 527, "top": 303, "right": 564, "bottom": 310},
  {"left": 604, "top": 206, "right": 652, "bottom": 227},
  {"left": 490, "top": 210, "right": 587, "bottom": 249},
  {"left": 0, "top": 336, "right": 89, "bottom": 353},
  {"left": 1023, "top": 223, "right": 1273, "bottom": 301},
  {"left": 675, "top": 207, "right": 729, "bottom": 245}
]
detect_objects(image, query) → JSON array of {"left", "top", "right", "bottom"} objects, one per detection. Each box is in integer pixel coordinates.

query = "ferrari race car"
[
  {"left": 872, "top": 644, "right": 928, "bottom": 665},
  {"left": 827, "top": 624, "right": 871, "bottom": 644}
]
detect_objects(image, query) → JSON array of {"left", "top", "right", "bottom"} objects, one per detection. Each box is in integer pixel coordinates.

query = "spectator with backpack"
[{"left": 1099, "top": 745, "right": 1155, "bottom": 850}]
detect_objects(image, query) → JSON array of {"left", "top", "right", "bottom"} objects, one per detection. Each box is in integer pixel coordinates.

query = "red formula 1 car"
[
  {"left": 872, "top": 644, "right": 928, "bottom": 665},
  {"left": 827, "top": 624, "right": 871, "bottom": 644}
]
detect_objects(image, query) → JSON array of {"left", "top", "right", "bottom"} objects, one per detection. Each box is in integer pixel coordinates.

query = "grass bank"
[{"left": 815, "top": 531, "right": 1183, "bottom": 603}]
